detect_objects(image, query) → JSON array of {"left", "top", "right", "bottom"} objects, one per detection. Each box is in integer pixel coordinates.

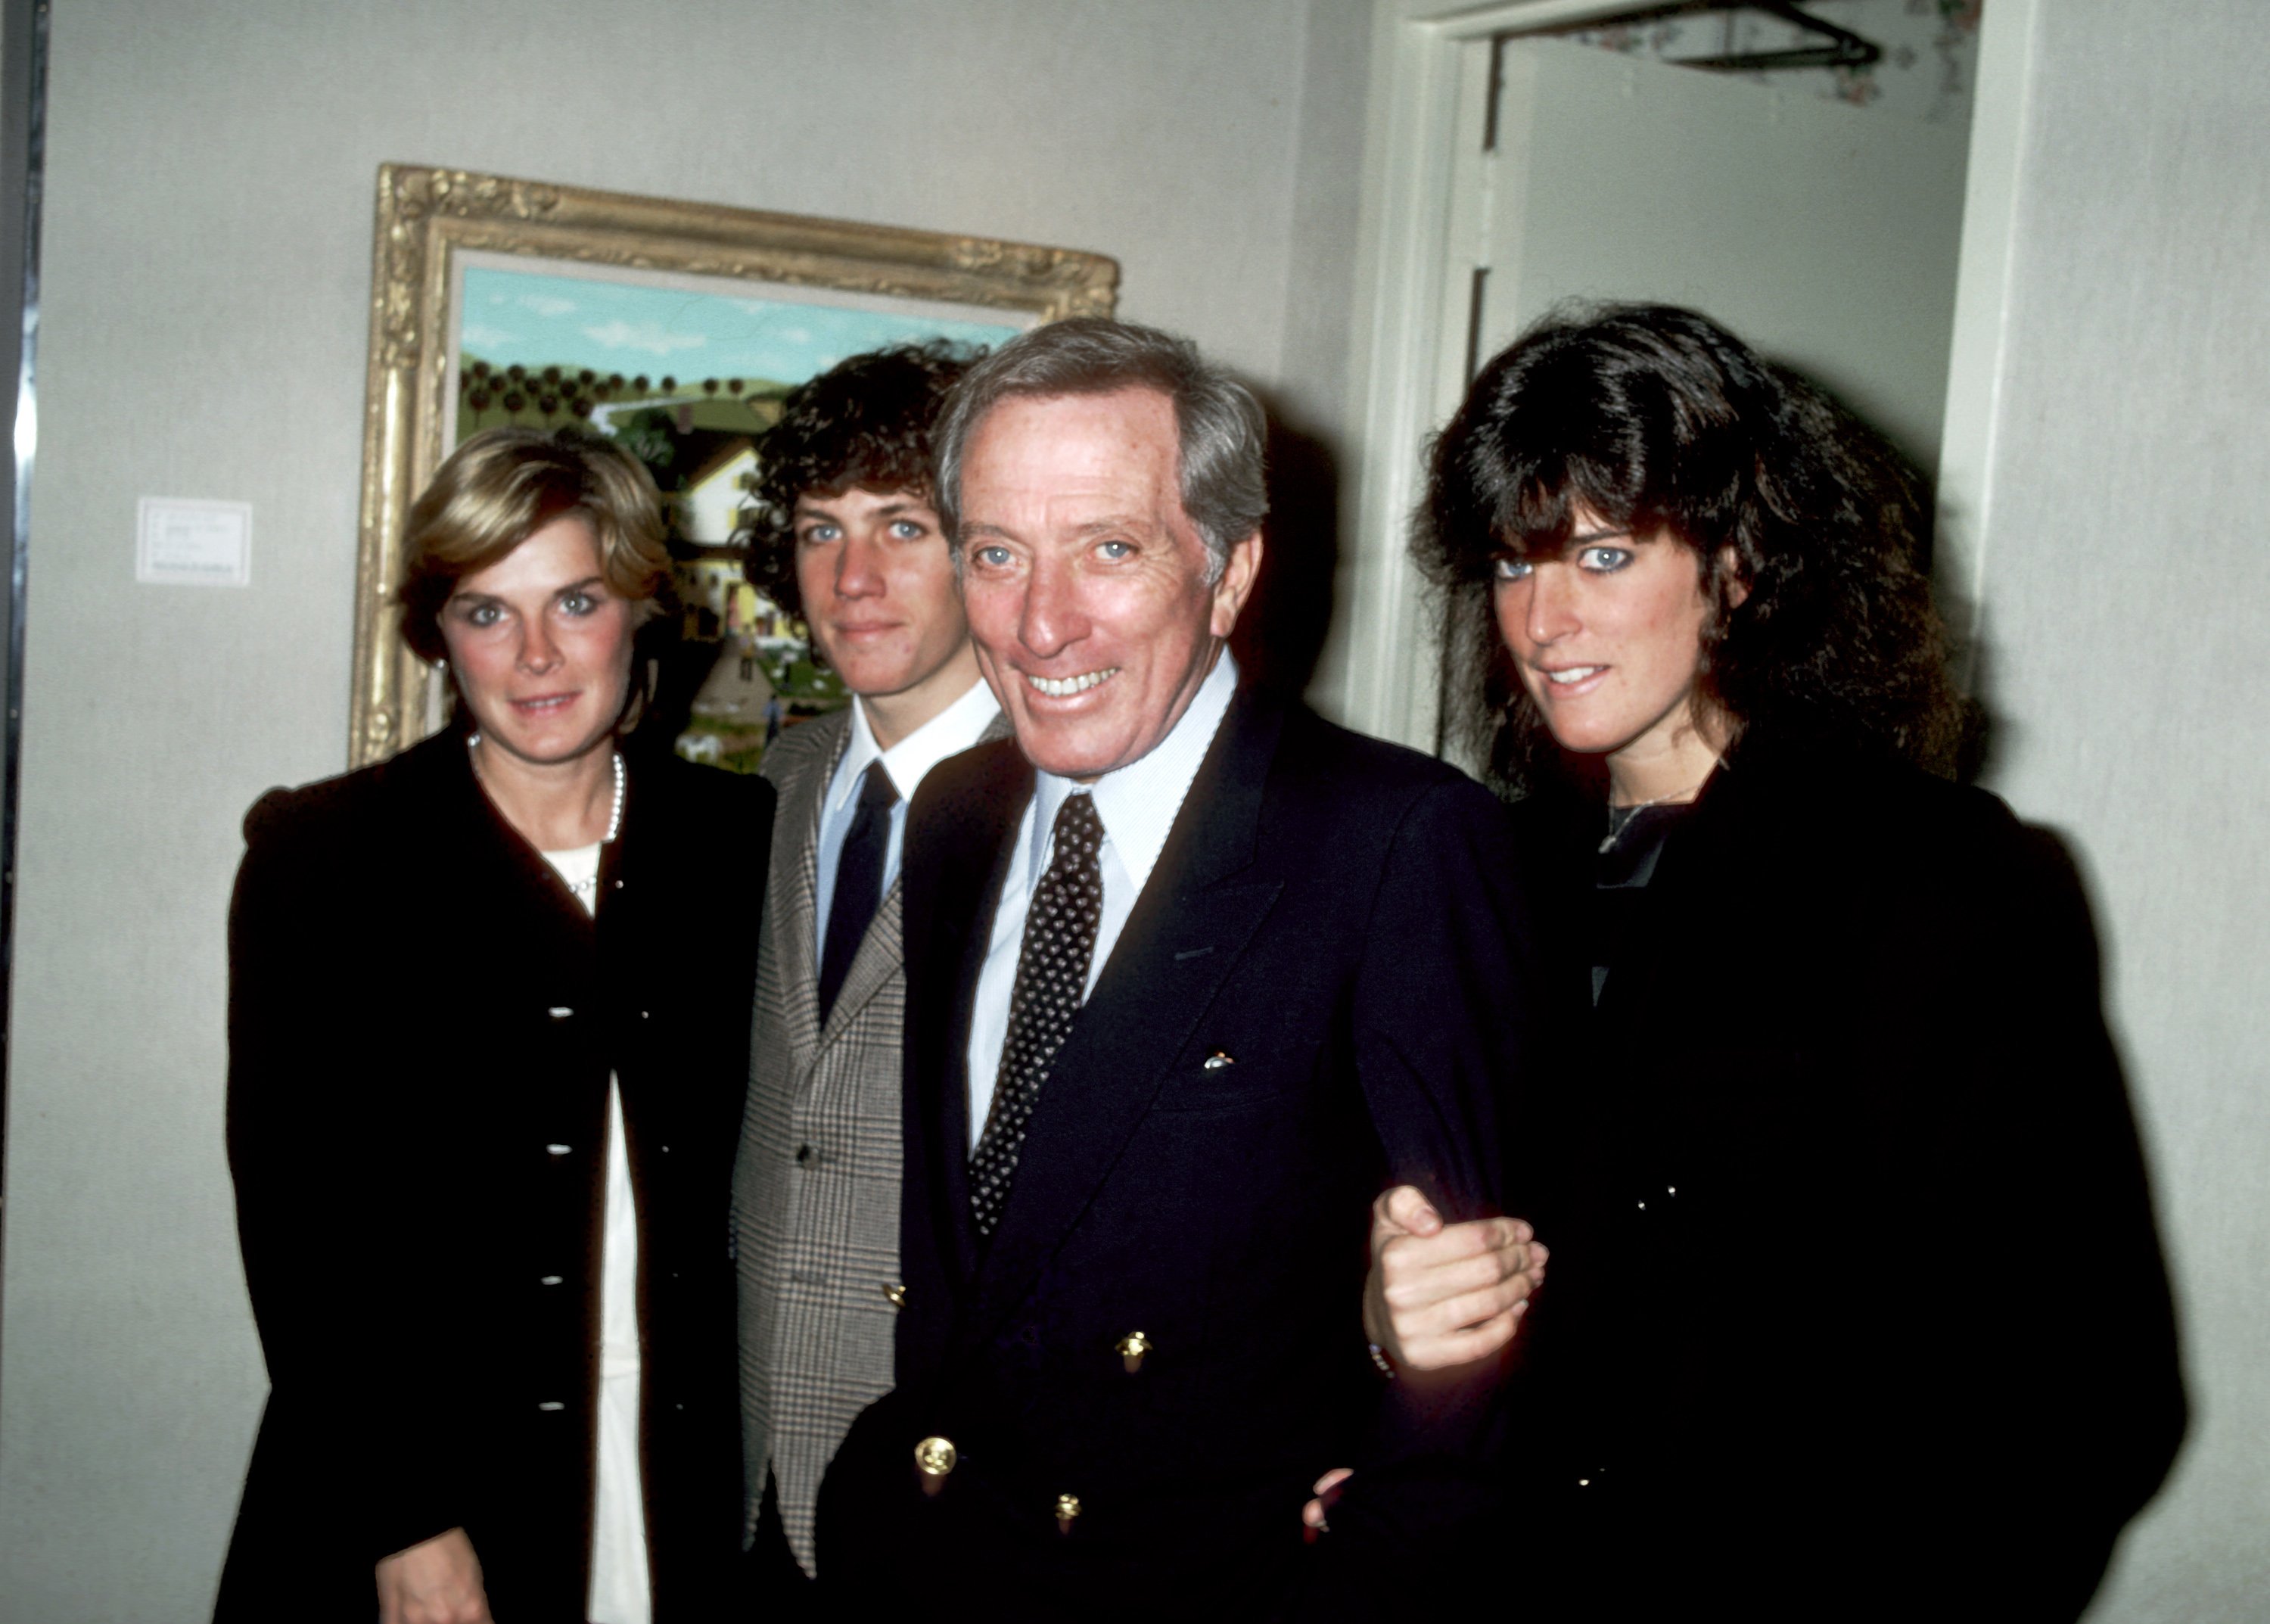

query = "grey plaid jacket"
[{"left": 731, "top": 705, "right": 1005, "bottom": 1573}]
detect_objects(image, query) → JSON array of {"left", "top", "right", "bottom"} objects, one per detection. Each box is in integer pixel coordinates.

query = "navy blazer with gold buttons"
[{"left": 816, "top": 686, "right": 1538, "bottom": 1614}]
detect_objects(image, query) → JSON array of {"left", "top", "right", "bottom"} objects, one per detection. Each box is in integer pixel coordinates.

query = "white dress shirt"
[
  {"left": 811, "top": 677, "right": 1003, "bottom": 956},
  {"left": 966, "top": 651, "right": 1239, "bottom": 1148}
]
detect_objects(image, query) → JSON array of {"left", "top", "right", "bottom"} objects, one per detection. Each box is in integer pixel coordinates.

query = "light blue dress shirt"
[{"left": 810, "top": 677, "right": 1003, "bottom": 957}]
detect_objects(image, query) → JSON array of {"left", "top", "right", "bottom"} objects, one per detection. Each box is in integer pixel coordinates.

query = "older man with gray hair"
[{"left": 813, "top": 318, "right": 1539, "bottom": 1611}]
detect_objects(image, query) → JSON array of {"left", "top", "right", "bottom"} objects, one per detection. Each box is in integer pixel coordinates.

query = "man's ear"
[{"left": 1210, "top": 532, "right": 1265, "bottom": 638}]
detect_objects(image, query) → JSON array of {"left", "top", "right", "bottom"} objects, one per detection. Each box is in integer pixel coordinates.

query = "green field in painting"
[{"left": 455, "top": 356, "right": 793, "bottom": 445}]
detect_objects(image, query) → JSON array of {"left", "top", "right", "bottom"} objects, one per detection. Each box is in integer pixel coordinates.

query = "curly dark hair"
[
  {"left": 1413, "top": 303, "right": 1964, "bottom": 797},
  {"left": 739, "top": 341, "right": 979, "bottom": 619}
]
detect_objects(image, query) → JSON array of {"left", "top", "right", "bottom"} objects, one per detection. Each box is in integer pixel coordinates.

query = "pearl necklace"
[
  {"left": 598, "top": 749, "right": 625, "bottom": 844},
  {"left": 468, "top": 732, "right": 627, "bottom": 851}
]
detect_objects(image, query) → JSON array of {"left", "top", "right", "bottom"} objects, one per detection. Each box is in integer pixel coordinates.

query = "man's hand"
[
  {"left": 1364, "top": 1184, "right": 1547, "bottom": 1371},
  {"left": 1301, "top": 1466, "right": 1354, "bottom": 1537},
  {"left": 376, "top": 1526, "right": 491, "bottom": 1624}
]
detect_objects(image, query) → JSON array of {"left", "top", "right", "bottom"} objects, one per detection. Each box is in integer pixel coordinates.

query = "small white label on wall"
[{"left": 137, "top": 497, "right": 251, "bottom": 586}]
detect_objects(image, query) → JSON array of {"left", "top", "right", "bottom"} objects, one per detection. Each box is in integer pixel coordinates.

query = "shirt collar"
[
  {"left": 827, "top": 675, "right": 1002, "bottom": 814},
  {"left": 1027, "top": 649, "right": 1239, "bottom": 892}
]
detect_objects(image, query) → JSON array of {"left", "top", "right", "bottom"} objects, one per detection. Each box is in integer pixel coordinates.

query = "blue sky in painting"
[{"left": 459, "top": 264, "right": 1025, "bottom": 384}]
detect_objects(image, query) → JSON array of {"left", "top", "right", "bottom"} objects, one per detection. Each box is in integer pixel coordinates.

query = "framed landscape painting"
[{"left": 350, "top": 163, "right": 1118, "bottom": 768}]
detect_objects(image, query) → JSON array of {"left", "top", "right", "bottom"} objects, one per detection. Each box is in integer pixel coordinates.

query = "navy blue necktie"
[{"left": 816, "top": 762, "right": 897, "bottom": 1024}]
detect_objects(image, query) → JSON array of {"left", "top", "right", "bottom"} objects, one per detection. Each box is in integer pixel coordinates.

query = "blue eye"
[
  {"left": 461, "top": 602, "right": 502, "bottom": 627},
  {"left": 798, "top": 523, "right": 840, "bottom": 547},
  {"left": 890, "top": 519, "right": 931, "bottom": 540},
  {"left": 1492, "top": 556, "right": 1532, "bottom": 582},
  {"left": 1578, "top": 546, "right": 1632, "bottom": 573},
  {"left": 1096, "top": 539, "right": 1133, "bottom": 560},
  {"left": 560, "top": 591, "right": 596, "bottom": 616},
  {"left": 973, "top": 544, "right": 1013, "bottom": 568}
]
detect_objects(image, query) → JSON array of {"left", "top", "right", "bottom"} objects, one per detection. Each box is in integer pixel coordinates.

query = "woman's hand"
[
  {"left": 1364, "top": 1184, "right": 1547, "bottom": 1370},
  {"left": 1306, "top": 1190, "right": 1549, "bottom": 1533},
  {"left": 376, "top": 1527, "right": 492, "bottom": 1624}
]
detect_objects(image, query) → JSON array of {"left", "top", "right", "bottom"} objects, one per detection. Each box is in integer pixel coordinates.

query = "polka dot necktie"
[{"left": 969, "top": 792, "right": 1105, "bottom": 1237}]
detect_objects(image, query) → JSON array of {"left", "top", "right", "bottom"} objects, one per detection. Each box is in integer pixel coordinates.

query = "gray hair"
[{"left": 933, "top": 316, "right": 1268, "bottom": 583}]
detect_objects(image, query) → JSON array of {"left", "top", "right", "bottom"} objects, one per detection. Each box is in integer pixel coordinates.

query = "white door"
[
  {"left": 1457, "top": 36, "right": 1970, "bottom": 474},
  {"left": 1326, "top": 6, "right": 2013, "bottom": 754}
]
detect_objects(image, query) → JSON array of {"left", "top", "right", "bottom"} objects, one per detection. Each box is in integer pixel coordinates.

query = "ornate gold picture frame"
[{"left": 350, "top": 163, "right": 1118, "bottom": 767}]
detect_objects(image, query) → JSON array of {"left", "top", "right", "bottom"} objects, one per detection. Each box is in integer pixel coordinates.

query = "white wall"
[
  {"left": 32, "top": 0, "right": 2269, "bottom": 1616},
  {"left": 0, "top": 4, "right": 1372, "bottom": 1618},
  {"left": 1483, "top": 36, "right": 1968, "bottom": 474},
  {"left": 1963, "top": 3, "right": 2270, "bottom": 1617}
]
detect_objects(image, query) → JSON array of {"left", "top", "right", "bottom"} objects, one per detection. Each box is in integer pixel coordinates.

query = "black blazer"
[
  {"left": 1503, "top": 737, "right": 2185, "bottom": 1621},
  {"left": 214, "top": 731, "right": 773, "bottom": 1622},
  {"left": 816, "top": 689, "right": 1537, "bottom": 1616}
]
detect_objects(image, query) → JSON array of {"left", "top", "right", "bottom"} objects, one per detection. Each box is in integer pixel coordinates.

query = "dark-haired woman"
[
  {"left": 216, "top": 428, "right": 773, "bottom": 1622},
  {"left": 1395, "top": 306, "right": 2184, "bottom": 1619}
]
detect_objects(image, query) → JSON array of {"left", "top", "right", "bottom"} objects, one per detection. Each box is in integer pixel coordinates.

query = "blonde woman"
[{"left": 217, "top": 428, "right": 772, "bottom": 1622}]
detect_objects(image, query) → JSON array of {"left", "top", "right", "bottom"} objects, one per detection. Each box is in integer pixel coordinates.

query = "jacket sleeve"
[
  {"left": 225, "top": 789, "right": 476, "bottom": 1566},
  {"left": 1693, "top": 798, "right": 2186, "bottom": 1619},
  {"left": 1880, "top": 814, "right": 2186, "bottom": 1611},
  {"left": 1308, "top": 773, "right": 1535, "bottom": 1590}
]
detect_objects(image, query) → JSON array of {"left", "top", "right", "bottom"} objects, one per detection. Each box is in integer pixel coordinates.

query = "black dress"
[
  {"left": 1501, "top": 736, "right": 2185, "bottom": 1621},
  {"left": 213, "top": 731, "right": 773, "bottom": 1622}
]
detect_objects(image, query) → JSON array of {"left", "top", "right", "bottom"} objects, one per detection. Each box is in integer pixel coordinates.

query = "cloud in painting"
[
  {"left": 580, "top": 319, "right": 711, "bottom": 357},
  {"left": 459, "top": 263, "right": 1025, "bottom": 381}
]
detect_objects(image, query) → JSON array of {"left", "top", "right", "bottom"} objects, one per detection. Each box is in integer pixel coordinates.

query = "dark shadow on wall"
[
  {"left": 1951, "top": 622, "right": 2000, "bottom": 787},
  {"left": 1911, "top": 509, "right": 2184, "bottom": 1594},
  {"left": 2014, "top": 816, "right": 2191, "bottom": 1571},
  {"left": 1929, "top": 493, "right": 1998, "bottom": 787},
  {"left": 1233, "top": 406, "right": 1341, "bottom": 700}
]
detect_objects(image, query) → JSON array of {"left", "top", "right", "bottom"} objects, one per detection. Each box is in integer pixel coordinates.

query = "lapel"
[
  {"left": 602, "top": 744, "right": 721, "bottom": 947},
  {"left": 1588, "top": 737, "right": 1774, "bottom": 1029},
  {"left": 821, "top": 712, "right": 1014, "bottom": 1041},
  {"left": 801, "top": 707, "right": 1018, "bottom": 1049},
  {"left": 823, "top": 876, "right": 904, "bottom": 1038},
  {"left": 763, "top": 713, "right": 849, "bottom": 1056},
  {"left": 849, "top": 717, "right": 1017, "bottom": 1062},
  {"left": 392, "top": 727, "right": 597, "bottom": 975},
  {"left": 907, "top": 737, "right": 1034, "bottom": 1297},
  {"left": 964, "top": 690, "right": 1287, "bottom": 1338}
]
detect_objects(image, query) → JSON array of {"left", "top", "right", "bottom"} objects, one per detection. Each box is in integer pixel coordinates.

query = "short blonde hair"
[{"left": 399, "top": 427, "right": 673, "bottom": 664}]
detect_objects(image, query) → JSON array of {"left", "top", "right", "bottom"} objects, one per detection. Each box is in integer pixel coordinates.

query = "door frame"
[{"left": 1324, "top": 0, "right": 2038, "bottom": 751}]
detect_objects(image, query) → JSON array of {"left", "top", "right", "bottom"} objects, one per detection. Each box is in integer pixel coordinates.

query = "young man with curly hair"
[{"left": 728, "top": 342, "right": 1003, "bottom": 1597}]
